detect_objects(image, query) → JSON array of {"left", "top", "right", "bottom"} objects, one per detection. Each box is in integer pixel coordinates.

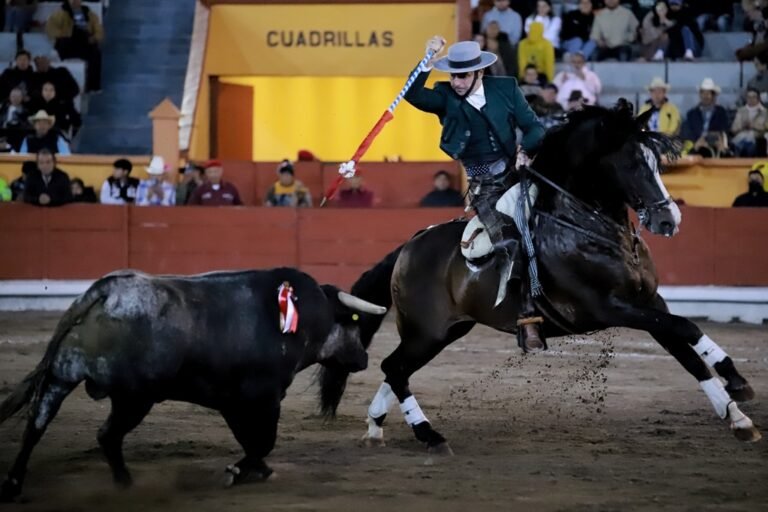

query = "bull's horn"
[{"left": 338, "top": 292, "right": 387, "bottom": 315}]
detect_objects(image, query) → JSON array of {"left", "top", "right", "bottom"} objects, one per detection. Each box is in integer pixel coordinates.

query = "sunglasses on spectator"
[{"left": 450, "top": 72, "right": 472, "bottom": 79}]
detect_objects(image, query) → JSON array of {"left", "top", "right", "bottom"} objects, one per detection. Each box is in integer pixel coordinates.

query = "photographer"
[{"left": 736, "top": 4, "right": 768, "bottom": 61}]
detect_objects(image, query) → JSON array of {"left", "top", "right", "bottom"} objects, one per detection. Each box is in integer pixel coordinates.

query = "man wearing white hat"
[
  {"left": 638, "top": 77, "right": 681, "bottom": 136},
  {"left": 402, "top": 36, "right": 547, "bottom": 350},
  {"left": 19, "top": 110, "right": 71, "bottom": 155},
  {"left": 681, "top": 78, "right": 729, "bottom": 157},
  {"left": 136, "top": 156, "right": 176, "bottom": 206}
]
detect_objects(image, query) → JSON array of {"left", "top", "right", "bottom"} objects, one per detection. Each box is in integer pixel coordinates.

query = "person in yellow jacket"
[
  {"left": 517, "top": 22, "right": 555, "bottom": 82},
  {"left": 638, "top": 77, "right": 681, "bottom": 136},
  {"left": 46, "top": 0, "right": 104, "bottom": 92}
]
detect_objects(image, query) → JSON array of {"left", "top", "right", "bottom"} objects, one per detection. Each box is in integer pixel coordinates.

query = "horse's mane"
[{"left": 535, "top": 103, "right": 681, "bottom": 186}]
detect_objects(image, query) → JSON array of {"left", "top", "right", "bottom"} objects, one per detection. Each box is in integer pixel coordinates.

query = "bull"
[{"left": 0, "top": 267, "right": 386, "bottom": 502}]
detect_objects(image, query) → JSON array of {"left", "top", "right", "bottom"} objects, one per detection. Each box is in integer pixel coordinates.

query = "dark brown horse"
[{"left": 317, "top": 103, "right": 760, "bottom": 453}]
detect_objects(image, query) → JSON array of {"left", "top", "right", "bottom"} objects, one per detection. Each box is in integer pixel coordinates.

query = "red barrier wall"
[{"left": 2, "top": 204, "right": 767, "bottom": 289}]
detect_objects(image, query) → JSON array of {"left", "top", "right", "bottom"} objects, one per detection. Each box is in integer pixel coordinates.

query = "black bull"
[{"left": 0, "top": 268, "right": 386, "bottom": 501}]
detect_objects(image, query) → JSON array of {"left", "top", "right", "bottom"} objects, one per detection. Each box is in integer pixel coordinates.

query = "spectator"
[
  {"left": 736, "top": 4, "right": 768, "bottom": 61},
  {"left": 337, "top": 175, "right": 375, "bottom": 208},
  {"left": 29, "top": 81, "right": 81, "bottom": 137},
  {"left": 9, "top": 162, "right": 32, "bottom": 200},
  {"left": 175, "top": 163, "right": 204, "bottom": 205},
  {"left": 136, "top": 156, "right": 176, "bottom": 206},
  {"left": 566, "top": 89, "right": 587, "bottom": 111},
  {"left": 531, "top": 83, "right": 565, "bottom": 129},
  {"left": 23, "top": 148, "right": 71, "bottom": 206},
  {"left": 19, "top": 110, "right": 71, "bottom": 155},
  {"left": 518, "top": 22, "right": 555, "bottom": 81},
  {"left": 665, "top": 0, "right": 704, "bottom": 61},
  {"left": 5, "top": 1, "right": 36, "bottom": 33},
  {"left": 0, "top": 50, "right": 35, "bottom": 100},
  {"left": 0, "top": 177, "right": 10, "bottom": 201},
  {"left": 693, "top": 0, "right": 733, "bottom": 32},
  {"left": 747, "top": 54, "right": 768, "bottom": 103},
  {"left": 741, "top": 0, "right": 767, "bottom": 31},
  {"left": 264, "top": 160, "right": 312, "bottom": 207},
  {"left": 482, "top": 21, "right": 518, "bottom": 77},
  {"left": 732, "top": 169, "right": 768, "bottom": 207},
  {"left": 731, "top": 88, "right": 768, "bottom": 157},
  {"left": 590, "top": 0, "right": 639, "bottom": 61},
  {"left": 100, "top": 158, "right": 139, "bottom": 205},
  {"left": 561, "top": 0, "right": 597, "bottom": 60},
  {"left": 420, "top": 170, "right": 465, "bottom": 207},
  {"left": 640, "top": 1, "right": 672, "bottom": 61},
  {"left": 524, "top": 0, "right": 562, "bottom": 48},
  {"left": 481, "top": 0, "right": 524, "bottom": 45},
  {"left": 0, "top": 87, "right": 31, "bottom": 132},
  {"left": 552, "top": 51, "right": 601, "bottom": 108},
  {"left": 638, "top": 77, "right": 681, "bottom": 136},
  {"left": 188, "top": 160, "right": 243, "bottom": 206},
  {"left": 681, "top": 79, "right": 730, "bottom": 158},
  {"left": 70, "top": 177, "right": 97, "bottom": 203},
  {"left": 31, "top": 55, "right": 80, "bottom": 102},
  {"left": 519, "top": 64, "right": 544, "bottom": 98},
  {"left": 46, "top": 0, "right": 104, "bottom": 92}
]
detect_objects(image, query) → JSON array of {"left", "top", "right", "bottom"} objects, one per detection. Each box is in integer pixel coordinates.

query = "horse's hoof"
[
  {"left": 733, "top": 426, "right": 762, "bottom": 443},
  {"left": 360, "top": 435, "right": 386, "bottom": 448},
  {"left": 427, "top": 442, "right": 454, "bottom": 456},
  {"left": 0, "top": 478, "right": 20, "bottom": 503},
  {"left": 224, "top": 462, "right": 272, "bottom": 487},
  {"left": 727, "top": 383, "right": 755, "bottom": 403}
]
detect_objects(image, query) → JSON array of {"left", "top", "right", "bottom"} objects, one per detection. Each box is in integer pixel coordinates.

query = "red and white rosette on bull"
[{"left": 278, "top": 282, "right": 299, "bottom": 334}]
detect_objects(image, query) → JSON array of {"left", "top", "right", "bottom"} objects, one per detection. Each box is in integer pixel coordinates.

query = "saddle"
[{"left": 460, "top": 182, "right": 539, "bottom": 262}]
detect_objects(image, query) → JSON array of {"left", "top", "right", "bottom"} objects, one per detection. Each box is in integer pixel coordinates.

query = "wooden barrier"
[{"left": 2, "top": 204, "right": 767, "bottom": 289}]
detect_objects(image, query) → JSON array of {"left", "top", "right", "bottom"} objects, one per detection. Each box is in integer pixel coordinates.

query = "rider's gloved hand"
[
  {"left": 516, "top": 150, "right": 531, "bottom": 169},
  {"left": 421, "top": 35, "right": 446, "bottom": 72},
  {"left": 338, "top": 160, "right": 356, "bottom": 178}
]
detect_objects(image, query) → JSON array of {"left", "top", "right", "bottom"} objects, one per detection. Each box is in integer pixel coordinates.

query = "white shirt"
[
  {"left": 525, "top": 15, "right": 563, "bottom": 47},
  {"left": 466, "top": 83, "right": 487, "bottom": 111}
]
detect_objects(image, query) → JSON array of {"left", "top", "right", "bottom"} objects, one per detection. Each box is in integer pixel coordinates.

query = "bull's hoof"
[
  {"left": 726, "top": 383, "right": 756, "bottom": 403},
  {"left": 733, "top": 426, "right": 762, "bottom": 443},
  {"left": 224, "top": 463, "right": 273, "bottom": 488},
  {"left": 0, "top": 478, "right": 20, "bottom": 503},
  {"left": 427, "top": 442, "right": 454, "bottom": 456}
]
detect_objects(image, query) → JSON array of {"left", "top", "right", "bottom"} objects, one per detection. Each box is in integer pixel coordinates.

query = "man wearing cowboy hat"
[
  {"left": 136, "top": 155, "right": 176, "bottom": 206},
  {"left": 638, "top": 77, "right": 681, "bottom": 136},
  {"left": 19, "top": 110, "right": 71, "bottom": 155},
  {"left": 681, "top": 78, "right": 730, "bottom": 157},
  {"left": 402, "top": 36, "right": 546, "bottom": 351}
]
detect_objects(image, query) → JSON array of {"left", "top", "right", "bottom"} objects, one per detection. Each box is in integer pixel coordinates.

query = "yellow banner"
[{"left": 207, "top": 4, "right": 456, "bottom": 76}]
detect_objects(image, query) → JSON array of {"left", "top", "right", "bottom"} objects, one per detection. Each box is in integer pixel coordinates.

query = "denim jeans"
[
  {"left": 4, "top": 6, "right": 34, "bottom": 33},
  {"left": 596, "top": 45, "right": 632, "bottom": 62},
  {"left": 680, "top": 26, "right": 702, "bottom": 57},
  {"left": 561, "top": 37, "right": 597, "bottom": 60},
  {"left": 696, "top": 13, "right": 731, "bottom": 32}
]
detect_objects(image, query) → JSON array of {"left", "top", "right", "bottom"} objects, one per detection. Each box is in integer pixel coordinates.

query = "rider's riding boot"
[
  {"left": 517, "top": 281, "right": 546, "bottom": 353},
  {"left": 492, "top": 239, "right": 519, "bottom": 307}
]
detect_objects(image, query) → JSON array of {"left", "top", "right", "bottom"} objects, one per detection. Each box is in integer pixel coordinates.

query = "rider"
[{"left": 405, "top": 36, "right": 546, "bottom": 351}]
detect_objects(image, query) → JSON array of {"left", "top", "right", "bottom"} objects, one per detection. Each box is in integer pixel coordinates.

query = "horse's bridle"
[{"left": 636, "top": 197, "right": 672, "bottom": 228}]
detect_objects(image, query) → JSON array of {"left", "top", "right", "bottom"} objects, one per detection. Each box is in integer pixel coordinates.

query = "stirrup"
[{"left": 516, "top": 316, "right": 547, "bottom": 352}]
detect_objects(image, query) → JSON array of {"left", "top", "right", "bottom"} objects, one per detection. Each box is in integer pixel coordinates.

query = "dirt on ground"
[{"left": 0, "top": 311, "right": 766, "bottom": 512}]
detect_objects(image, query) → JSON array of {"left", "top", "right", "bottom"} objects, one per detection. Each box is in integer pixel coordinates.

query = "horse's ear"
[
  {"left": 615, "top": 97, "right": 634, "bottom": 115},
  {"left": 635, "top": 107, "right": 654, "bottom": 131}
]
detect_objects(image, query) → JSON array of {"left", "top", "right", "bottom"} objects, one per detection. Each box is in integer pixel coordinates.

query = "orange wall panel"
[{"left": 712, "top": 208, "right": 768, "bottom": 285}]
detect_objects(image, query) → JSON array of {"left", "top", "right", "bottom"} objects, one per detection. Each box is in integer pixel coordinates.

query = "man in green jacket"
[{"left": 405, "top": 36, "right": 546, "bottom": 351}]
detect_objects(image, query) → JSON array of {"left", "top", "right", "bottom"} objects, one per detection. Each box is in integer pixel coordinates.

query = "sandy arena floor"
[{"left": 0, "top": 311, "right": 766, "bottom": 512}]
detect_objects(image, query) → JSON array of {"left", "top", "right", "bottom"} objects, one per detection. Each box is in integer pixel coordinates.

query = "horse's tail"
[
  {"left": 0, "top": 282, "right": 106, "bottom": 426},
  {"left": 318, "top": 243, "right": 404, "bottom": 418}
]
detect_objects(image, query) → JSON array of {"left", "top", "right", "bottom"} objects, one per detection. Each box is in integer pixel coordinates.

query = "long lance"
[{"left": 320, "top": 49, "right": 436, "bottom": 207}]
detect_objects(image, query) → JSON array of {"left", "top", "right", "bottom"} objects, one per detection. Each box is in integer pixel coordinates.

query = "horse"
[{"left": 316, "top": 102, "right": 761, "bottom": 454}]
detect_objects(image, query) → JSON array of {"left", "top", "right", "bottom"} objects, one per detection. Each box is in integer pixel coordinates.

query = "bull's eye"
[{"left": 352, "top": 314, "right": 359, "bottom": 321}]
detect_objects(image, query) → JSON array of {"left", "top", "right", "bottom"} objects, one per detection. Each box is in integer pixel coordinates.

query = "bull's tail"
[
  {"left": 318, "top": 243, "right": 404, "bottom": 417},
  {"left": 0, "top": 282, "right": 106, "bottom": 426}
]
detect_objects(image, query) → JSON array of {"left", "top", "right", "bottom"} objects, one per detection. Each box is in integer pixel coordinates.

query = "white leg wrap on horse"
[
  {"left": 700, "top": 378, "right": 732, "bottom": 419},
  {"left": 727, "top": 402, "right": 755, "bottom": 430},
  {"left": 368, "top": 382, "right": 397, "bottom": 419},
  {"left": 366, "top": 416, "right": 385, "bottom": 440},
  {"left": 694, "top": 335, "right": 728, "bottom": 367},
  {"left": 400, "top": 396, "right": 428, "bottom": 426}
]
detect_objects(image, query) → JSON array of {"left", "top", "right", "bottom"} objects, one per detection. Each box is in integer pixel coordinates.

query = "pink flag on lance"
[{"left": 278, "top": 282, "right": 298, "bottom": 334}]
